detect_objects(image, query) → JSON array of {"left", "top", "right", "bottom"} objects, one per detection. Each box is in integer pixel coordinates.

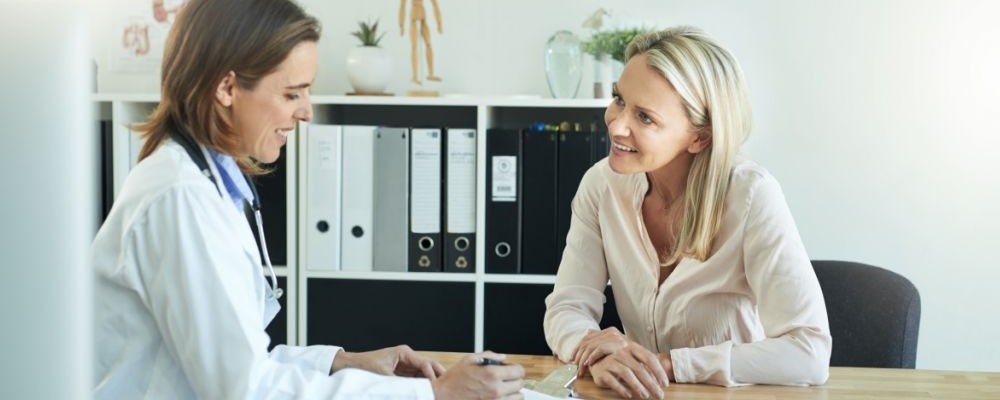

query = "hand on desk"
[
  {"left": 572, "top": 327, "right": 671, "bottom": 399},
  {"left": 331, "top": 345, "right": 446, "bottom": 379},
  {"left": 432, "top": 351, "right": 526, "bottom": 400}
]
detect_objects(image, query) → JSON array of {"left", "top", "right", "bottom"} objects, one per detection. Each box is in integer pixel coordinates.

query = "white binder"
[
  {"left": 304, "top": 123, "right": 342, "bottom": 270},
  {"left": 444, "top": 128, "right": 477, "bottom": 272},
  {"left": 339, "top": 125, "right": 376, "bottom": 271},
  {"left": 409, "top": 128, "right": 443, "bottom": 272}
]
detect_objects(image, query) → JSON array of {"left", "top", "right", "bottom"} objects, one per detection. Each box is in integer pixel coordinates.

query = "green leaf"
[
  {"left": 582, "top": 27, "right": 654, "bottom": 63},
  {"left": 350, "top": 18, "right": 383, "bottom": 47}
]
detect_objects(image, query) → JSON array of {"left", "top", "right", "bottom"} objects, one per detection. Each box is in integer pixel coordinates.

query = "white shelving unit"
[{"left": 96, "top": 93, "right": 608, "bottom": 352}]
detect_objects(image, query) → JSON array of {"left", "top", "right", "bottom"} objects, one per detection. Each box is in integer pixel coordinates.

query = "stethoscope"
[{"left": 172, "top": 130, "right": 283, "bottom": 300}]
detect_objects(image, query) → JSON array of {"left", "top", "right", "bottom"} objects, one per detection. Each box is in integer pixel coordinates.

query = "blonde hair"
[
  {"left": 625, "top": 26, "right": 752, "bottom": 264},
  {"left": 135, "top": 0, "right": 320, "bottom": 175}
]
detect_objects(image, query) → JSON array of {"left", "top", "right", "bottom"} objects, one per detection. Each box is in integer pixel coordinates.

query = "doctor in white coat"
[{"left": 91, "top": 0, "right": 525, "bottom": 399}]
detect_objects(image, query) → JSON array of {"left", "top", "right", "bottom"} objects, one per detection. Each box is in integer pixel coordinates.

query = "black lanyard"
[
  {"left": 171, "top": 131, "right": 260, "bottom": 208},
  {"left": 170, "top": 131, "right": 266, "bottom": 260}
]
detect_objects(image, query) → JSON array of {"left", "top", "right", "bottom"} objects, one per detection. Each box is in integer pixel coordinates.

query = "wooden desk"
[{"left": 421, "top": 352, "right": 1000, "bottom": 399}]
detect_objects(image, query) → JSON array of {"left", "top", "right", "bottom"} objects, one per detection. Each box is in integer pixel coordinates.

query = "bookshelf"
[{"left": 96, "top": 93, "right": 612, "bottom": 355}]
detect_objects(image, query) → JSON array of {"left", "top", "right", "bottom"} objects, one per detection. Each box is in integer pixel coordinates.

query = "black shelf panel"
[
  {"left": 265, "top": 276, "right": 288, "bottom": 351},
  {"left": 307, "top": 279, "right": 475, "bottom": 352},
  {"left": 484, "top": 283, "right": 622, "bottom": 355},
  {"left": 318, "top": 104, "right": 477, "bottom": 128}
]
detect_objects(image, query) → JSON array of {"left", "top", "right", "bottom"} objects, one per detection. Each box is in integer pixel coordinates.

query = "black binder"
[
  {"left": 254, "top": 146, "right": 288, "bottom": 266},
  {"left": 99, "top": 120, "right": 113, "bottom": 223},
  {"left": 520, "top": 129, "right": 558, "bottom": 274},
  {"left": 591, "top": 129, "right": 610, "bottom": 164},
  {"left": 485, "top": 128, "right": 521, "bottom": 274},
  {"left": 555, "top": 130, "right": 593, "bottom": 266}
]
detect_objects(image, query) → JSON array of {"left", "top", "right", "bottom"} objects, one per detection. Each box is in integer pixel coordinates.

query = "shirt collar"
[{"left": 205, "top": 147, "right": 255, "bottom": 213}]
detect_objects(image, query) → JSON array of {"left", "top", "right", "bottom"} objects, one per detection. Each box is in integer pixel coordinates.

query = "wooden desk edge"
[{"left": 419, "top": 351, "right": 1000, "bottom": 400}]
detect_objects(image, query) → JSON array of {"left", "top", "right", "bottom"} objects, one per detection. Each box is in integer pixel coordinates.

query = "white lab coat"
[{"left": 92, "top": 139, "right": 435, "bottom": 399}]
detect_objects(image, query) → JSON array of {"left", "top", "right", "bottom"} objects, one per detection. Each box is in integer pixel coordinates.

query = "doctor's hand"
[
  {"left": 587, "top": 344, "right": 671, "bottom": 400},
  {"left": 330, "top": 345, "right": 446, "bottom": 379},
  {"left": 432, "top": 352, "right": 525, "bottom": 400}
]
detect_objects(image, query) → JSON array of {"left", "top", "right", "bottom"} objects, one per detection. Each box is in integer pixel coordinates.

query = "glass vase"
[{"left": 544, "top": 31, "right": 583, "bottom": 99}]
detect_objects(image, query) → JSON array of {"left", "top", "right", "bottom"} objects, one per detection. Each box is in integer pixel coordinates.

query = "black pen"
[{"left": 478, "top": 357, "right": 506, "bottom": 366}]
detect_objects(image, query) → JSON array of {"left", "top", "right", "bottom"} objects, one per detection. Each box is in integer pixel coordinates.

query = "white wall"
[{"left": 93, "top": 0, "right": 1000, "bottom": 372}]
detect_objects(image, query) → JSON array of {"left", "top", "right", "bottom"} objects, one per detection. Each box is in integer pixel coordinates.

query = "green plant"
[
  {"left": 351, "top": 18, "right": 385, "bottom": 47},
  {"left": 582, "top": 27, "right": 652, "bottom": 63}
]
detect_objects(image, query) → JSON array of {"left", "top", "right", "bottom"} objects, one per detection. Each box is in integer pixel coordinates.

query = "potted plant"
[
  {"left": 582, "top": 27, "right": 651, "bottom": 98},
  {"left": 346, "top": 18, "right": 392, "bottom": 94},
  {"left": 582, "top": 27, "right": 650, "bottom": 64}
]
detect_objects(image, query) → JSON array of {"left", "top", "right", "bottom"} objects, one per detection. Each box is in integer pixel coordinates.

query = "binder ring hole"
[
  {"left": 495, "top": 242, "right": 511, "bottom": 258},
  {"left": 351, "top": 226, "right": 364, "bottom": 238},
  {"left": 418, "top": 236, "right": 435, "bottom": 251},
  {"left": 454, "top": 237, "right": 470, "bottom": 251},
  {"left": 456, "top": 256, "right": 468, "bottom": 269},
  {"left": 316, "top": 220, "right": 329, "bottom": 233}
]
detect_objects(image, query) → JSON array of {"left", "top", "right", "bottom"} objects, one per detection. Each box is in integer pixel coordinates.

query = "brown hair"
[{"left": 136, "top": 0, "right": 320, "bottom": 175}]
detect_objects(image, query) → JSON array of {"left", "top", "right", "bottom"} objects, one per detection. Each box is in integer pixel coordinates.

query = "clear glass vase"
[{"left": 544, "top": 31, "right": 583, "bottom": 99}]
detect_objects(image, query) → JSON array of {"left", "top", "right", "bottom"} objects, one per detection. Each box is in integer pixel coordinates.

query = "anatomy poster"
[{"left": 110, "top": 0, "right": 189, "bottom": 73}]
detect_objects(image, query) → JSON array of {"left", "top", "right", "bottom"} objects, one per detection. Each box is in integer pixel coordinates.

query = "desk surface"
[{"left": 420, "top": 352, "right": 1000, "bottom": 400}]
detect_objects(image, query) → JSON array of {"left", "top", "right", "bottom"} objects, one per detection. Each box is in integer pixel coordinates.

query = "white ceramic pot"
[
  {"left": 345, "top": 46, "right": 392, "bottom": 94},
  {"left": 593, "top": 53, "right": 613, "bottom": 98}
]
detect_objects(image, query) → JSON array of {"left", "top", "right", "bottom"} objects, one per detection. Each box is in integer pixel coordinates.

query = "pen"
[{"left": 478, "top": 357, "right": 505, "bottom": 366}]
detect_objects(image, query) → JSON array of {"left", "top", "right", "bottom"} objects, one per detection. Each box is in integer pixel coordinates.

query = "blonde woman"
[{"left": 543, "top": 26, "right": 831, "bottom": 399}]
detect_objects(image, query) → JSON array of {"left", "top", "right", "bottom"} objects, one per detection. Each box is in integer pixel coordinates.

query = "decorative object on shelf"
[
  {"left": 346, "top": 18, "right": 393, "bottom": 95},
  {"left": 581, "top": 8, "right": 652, "bottom": 98},
  {"left": 582, "top": 27, "right": 649, "bottom": 65},
  {"left": 589, "top": 53, "right": 615, "bottom": 99},
  {"left": 110, "top": 0, "right": 190, "bottom": 74},
  {"left": 543, "top": 31, "right": 583, "bottom": 99},
  {"left": 400, "top": 0, "right": 443, "bottom": 97}
]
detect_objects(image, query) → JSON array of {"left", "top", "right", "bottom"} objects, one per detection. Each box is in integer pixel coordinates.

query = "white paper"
[{"left": 522, "top": 388, "right": 584, "bottom": 400}]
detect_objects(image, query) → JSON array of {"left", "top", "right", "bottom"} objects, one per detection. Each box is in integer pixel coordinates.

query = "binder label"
[
  {"left": 411, "top": 129, "right": 442, "bottom": 233},
  {"left": 447, "top": 129, "right": 477, "bottom": 232},
  {"left": 317, "top": 136, "right": 337, "bottom": 170},
  {"left": 491, "top": 155, "right": 517, "bottom": 202}
]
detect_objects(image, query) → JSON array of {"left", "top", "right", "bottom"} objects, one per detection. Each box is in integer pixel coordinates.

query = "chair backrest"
[{"left": 812, "top": 260, "right": 921, "bottom": 368}]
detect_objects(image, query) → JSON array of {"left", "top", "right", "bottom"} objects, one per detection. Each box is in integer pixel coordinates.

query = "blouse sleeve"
[
  {"left": 544, "top": 165, "right": 612, "bottom": 361},
  {"left": 669, "top": 173, "right": 832, "bottom": 386}
]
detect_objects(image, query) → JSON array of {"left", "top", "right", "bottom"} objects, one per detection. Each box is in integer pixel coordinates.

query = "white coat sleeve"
[
  {"left": 268, "top": 344, "right": 341, "bottom": 375},
  {"left": 668, "top": 174, "right": 832, "bottom": 386},
  {"left": 544, "top": 166, "right": 610, "bottom": 361},
  {"left": 129, "top": 184, "right": 435, "bottom": 400}
]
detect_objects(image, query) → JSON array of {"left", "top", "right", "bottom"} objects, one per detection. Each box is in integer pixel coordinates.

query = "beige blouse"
[{"left": 543, "top": 158, "right": 831, "bottom": 387}]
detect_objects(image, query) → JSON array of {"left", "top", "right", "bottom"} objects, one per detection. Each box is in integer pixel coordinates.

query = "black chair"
[{"left": 812, "top": 260, "right": 921, "bottom": 368}]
